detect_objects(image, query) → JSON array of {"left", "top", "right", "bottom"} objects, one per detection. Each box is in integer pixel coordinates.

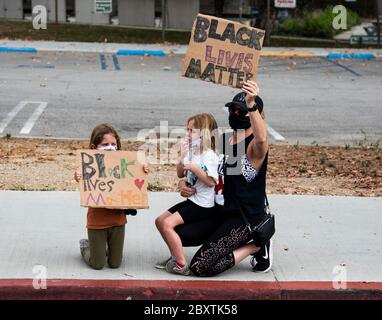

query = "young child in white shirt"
[{"left": 154, "top": 113, "right": 219, "bottom": 275}]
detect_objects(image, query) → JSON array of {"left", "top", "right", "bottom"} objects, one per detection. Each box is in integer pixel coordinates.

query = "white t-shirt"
[{"left": 184, "top": 148, "right": 219, "bottom": 208}]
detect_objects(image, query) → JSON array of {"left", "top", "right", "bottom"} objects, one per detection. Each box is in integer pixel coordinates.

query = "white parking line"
[
  {"left": 20, "top": 102, "right": 48, "bottom": 135},
  {"left": 266, "top": 124, "right": 286, "bottom": 142},
  {"left": 0, "top": 101, "right": 28, "bottom": 134}
]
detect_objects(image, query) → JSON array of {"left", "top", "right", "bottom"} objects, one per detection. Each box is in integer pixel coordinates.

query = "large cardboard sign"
[
  {"left": 78, "top": 150, "right": 148, "bottom": 209},
  {"left": 182, "top": 14, "right": 265, "bottom": 88}
]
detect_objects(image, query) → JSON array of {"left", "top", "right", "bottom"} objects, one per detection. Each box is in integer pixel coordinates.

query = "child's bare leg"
[
  {"left": 162, "top": 212, "right": 186, "bottom": 266},
  {"left": 155, "top": 211, "right": 173, "bottom": 255}
]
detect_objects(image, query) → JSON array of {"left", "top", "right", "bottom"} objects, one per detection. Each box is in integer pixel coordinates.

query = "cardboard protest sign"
[
  {"left": 182, "top": 14, "right": 265, "bottom": 88},
  {"left": 78, "top": 150, "right": 148, "bottom": 209}
]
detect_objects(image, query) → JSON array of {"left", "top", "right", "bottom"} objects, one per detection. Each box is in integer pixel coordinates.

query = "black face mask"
[{"left": 229, "top": 112, "right": 251, "bottom": 131}]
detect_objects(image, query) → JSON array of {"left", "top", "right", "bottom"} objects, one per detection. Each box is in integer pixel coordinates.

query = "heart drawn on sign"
[{"left": 134, "top": 179, "right": 145, "bottom": 190}]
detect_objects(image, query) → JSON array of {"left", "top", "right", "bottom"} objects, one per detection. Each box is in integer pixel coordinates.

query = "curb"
[
  {"left": 0, "top": 45, "right": 379, "bottom": 59},
  {"left": 261, "top": 51, "right": 315, "bottom": 57},
  {"left": 0, "top": 280, "right": 381, "bottom": 300}
]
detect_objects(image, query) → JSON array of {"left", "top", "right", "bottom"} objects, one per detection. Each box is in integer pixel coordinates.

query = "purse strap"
[
  {"left": 233, "top": 197, "right": 253, "bottom": 233},
  {"left": 233, "top": 194, "right": 270, "bottom": 233}
]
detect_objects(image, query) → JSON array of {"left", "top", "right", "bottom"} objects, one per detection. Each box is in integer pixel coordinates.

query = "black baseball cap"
[{"left": 225, "top": 92, "right": 264, "bottom": 114}]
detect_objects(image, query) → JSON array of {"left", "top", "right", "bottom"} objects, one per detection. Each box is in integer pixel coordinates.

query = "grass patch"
[
  {"left": 353, "top": 130, "right": 380, "bottom": 151},
  {"left": 148, "top": 182, "right": 165, "bottom": 191},
  {"left": 1, "top": 19, "right": 378, "bottom": 48},
  {"left": 0, "top": 19, "right": 190, "bottom": 44},
  {"left": 9, "top": 187, "right": 57, "bottom": 191}
]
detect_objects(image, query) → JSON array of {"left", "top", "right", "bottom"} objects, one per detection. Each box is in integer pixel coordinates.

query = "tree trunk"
[{"left": 214, "top": 0, "right": 225, "bottom": 17}]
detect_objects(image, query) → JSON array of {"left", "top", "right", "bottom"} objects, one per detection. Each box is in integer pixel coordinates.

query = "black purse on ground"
[{"left": 234, "top": 195, "right": 275, "bottom": 247}]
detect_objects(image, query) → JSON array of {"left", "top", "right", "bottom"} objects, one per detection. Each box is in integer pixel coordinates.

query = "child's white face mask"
[
  {"left": 190, "top": 139, "right": 202, "bottom": 149},
  {"left": 97, "top": 145, "right": 117, "bottom": 151}
]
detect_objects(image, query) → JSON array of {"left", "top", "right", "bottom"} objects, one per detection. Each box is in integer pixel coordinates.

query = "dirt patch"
[{"left": 0, "top": 137, "right": 381, "bottom": 197}]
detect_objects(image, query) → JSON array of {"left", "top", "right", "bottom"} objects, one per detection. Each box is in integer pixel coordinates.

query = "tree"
[{"left": 214, "top": 0, "right": 225, "bottom": 17}]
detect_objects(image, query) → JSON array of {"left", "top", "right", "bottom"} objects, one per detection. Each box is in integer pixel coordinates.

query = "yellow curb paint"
[{"left": 261, "top": 51, "right": 315, "bottom": 57}]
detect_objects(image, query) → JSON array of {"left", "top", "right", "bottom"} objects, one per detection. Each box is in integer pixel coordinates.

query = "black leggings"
[{"left": 176, "top": 209, "right": 263, "bottom": 277}]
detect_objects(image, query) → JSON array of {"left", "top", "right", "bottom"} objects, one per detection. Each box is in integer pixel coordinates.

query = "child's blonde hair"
[
  {"left": 89, "top": 123, "right": 121, "bottom": 150},
  {"left": 187, "top": 113, "right": 218, "bottom": 152}
]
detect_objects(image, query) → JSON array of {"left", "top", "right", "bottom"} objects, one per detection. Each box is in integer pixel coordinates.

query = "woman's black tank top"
[{"left": 222, "top": 132, "right": 268, "bottom": 217}]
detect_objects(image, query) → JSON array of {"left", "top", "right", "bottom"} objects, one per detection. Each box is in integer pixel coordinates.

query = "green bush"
[{"left": 275, "top": 6, "right": 361, "bottom": 38}]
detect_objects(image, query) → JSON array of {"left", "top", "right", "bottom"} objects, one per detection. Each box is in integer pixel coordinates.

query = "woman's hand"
[
  {"left": 178, "top": 179, "right": 196, "bottom": 198},
  {"left": 74, "top": 169, "right": 82, "bottom": 182},
  {"left": 143, "top": 164, "right": 150, "bottom": 174},
  {"left": 243, "top": 81, "right": 260, "bottom": 107}
]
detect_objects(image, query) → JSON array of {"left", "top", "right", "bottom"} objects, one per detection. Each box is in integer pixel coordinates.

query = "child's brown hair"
[
  {"left": 89, "top": 123, "right": 121, "bottom": 150},
  {"left": 187, "top": 113, "right": 218, "bottom": 152}
]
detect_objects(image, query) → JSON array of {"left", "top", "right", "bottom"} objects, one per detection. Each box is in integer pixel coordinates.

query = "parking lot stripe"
[
  {"left": 323, "top": 57, "right": 361, "bottom": 77},
  {"left": 112, "top": 54, "right": 121, "bottom": 71},
  {"left": 99, "top": 54, "right": 107, "bottom": 70},
  {"left": 19, "top": 102, "right": 48, "bottom": 135},
  {"left": 266, "top": 124, "right": 286, "bottom": 142},
  {"left": 0, "top": 101, "right": 28, "bottom": 134}
]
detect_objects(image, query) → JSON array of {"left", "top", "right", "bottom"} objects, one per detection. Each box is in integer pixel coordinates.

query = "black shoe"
[
  {"left": 124, "top": 209, "right": 137, "bottom": 216},
  {"left": 251, "top": 239, "right": 273, "bottom": 273}
]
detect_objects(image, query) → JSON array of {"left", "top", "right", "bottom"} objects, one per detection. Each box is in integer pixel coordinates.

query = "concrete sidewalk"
[
  {"left": 0, "top": 191, "right": 381, "bottom": 299},
  {"left": 1, "top": 40, "right": 381, "bottom": 58}
]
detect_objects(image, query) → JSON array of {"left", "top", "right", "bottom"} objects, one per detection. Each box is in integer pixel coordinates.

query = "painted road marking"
[
  {"left": 100, "top": 54, "right": 121, "bottom": 71},
  {"left": 100, "top": 54, "right": 107, "bottom": 70},
  {"left": 0, "top": 101, "right": 29, "bottom": 134},
  {"left": 117, "top": 50, "right": 165, "bottom": 56},
  {"left": 266, "top": 124, "right": 286, "bottom": 142},
  {"left": 20, "top": 102, "right": 48, "bottom": 135},
  {"left": 0, "top": 47, "right": 37, "bottom": 53},
  {"left": 17, "top": 64, "right": 55, "bottom": 69},
  {"left": 112, "top": 54, "right": 121, "bottom": 71},
  {"left": 327, "top": 53, "right": 375, "bottom": 60},
  {"left": 0, "top": 101, "right": 48, "bottom": 135},
  {"left": 322, "top": 57, "right": 361, "bottom": 77}
]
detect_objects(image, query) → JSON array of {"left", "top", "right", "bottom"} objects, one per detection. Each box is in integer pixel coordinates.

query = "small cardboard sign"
[
  {"left": 78, "top": 150, "right": 148, "bottom": 209},
  {"left": 181, "top": 14, "right": 265, "bottom": 88}
]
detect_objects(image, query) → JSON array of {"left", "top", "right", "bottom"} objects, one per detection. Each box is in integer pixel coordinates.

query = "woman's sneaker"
[
  {"left": 251, "top": 239, "right": 273, "bottom": 273},
  {"left": 165, "top": 260, "right": 191, "bottom": 276},
  {"left": 154, "top": 257, "right": 173, "bottom": 269}
]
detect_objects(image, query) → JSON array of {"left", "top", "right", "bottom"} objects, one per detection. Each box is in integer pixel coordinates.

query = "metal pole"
[
  {"left": 239, "top": 0, "right": 243, "bottom": 21},
  {"left": 265, "top": 0, "right": 271, "bottom": 46},
  {"left": 55, "top": 0, "right": 58, "bottom": 24},
  {"left": 162, "top": 0, "right": 167, "bottom": 43},
  {"left": 376, "top": 0, "right": 381, "bottom": 47}
]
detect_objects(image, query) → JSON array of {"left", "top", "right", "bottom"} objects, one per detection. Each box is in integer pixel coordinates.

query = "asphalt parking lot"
[{"left": 0, "top": 51, "right": 381, "bottom": 145}]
